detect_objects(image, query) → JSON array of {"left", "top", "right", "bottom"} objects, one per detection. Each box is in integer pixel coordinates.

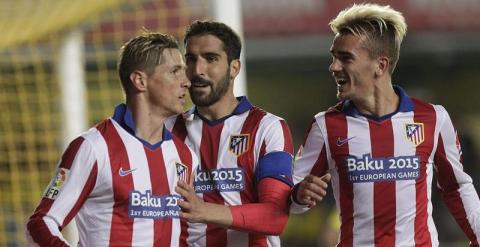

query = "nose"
[
  {"left": 329, "top": 58, "right": 341, "bottom": 73},
  {"left": 182, "top": 72, "right": 191, "bottom": 88},
  {"left": 192, "top": 58, "right": 206, "bottom": 77}
]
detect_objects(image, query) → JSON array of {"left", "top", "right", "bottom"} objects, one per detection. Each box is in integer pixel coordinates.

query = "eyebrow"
[
  {"left": 185, "top": 51, "right": 221, "bottom": 58},
  {"left": 330, "top": 50, "right": 354, "bottom": 58}
]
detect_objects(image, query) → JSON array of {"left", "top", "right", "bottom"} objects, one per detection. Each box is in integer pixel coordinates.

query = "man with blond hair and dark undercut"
[{"left": 291, "top": 3, "right": 480, "bottom": 246}]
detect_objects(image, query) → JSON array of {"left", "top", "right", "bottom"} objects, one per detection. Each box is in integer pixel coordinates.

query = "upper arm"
[
  {"left": 293, "top": 118, "right": 328, "bottom": 184},
  {"left": 256, "top": 119, "right": 294, "bottom": 186}
]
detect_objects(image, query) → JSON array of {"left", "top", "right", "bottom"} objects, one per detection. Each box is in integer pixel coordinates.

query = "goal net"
[{"left": 0, "top": 0, "right": 210, "bottom": 245}]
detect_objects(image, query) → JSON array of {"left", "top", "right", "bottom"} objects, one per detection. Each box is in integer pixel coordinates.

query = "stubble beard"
[{"left": 190, "top": 67, "right": 230, "bottom": 107}]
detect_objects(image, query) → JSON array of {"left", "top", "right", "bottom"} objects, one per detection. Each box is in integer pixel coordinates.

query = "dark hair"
[
  {"left": 118, "top": 32, "right": 179, "bottom": 94},
  {"left": 184, "top": 20, "right": 241, "bottom": 63}
]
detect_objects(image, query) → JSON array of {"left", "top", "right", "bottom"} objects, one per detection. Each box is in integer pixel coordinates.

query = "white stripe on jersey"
[
  {"left": 75, "top": 128, "right": 114, "bottom": 246},
  {"left": 392, "top": 112, "right": 416, "bottom": 246},
  {"left": 345, "top": 115, "right": 375, "bottom": 247},
  {"left": 218, "top": 113, "right": 249, "bottom": 206},
  {"left": 112, "top": 121, "right": 156, "bottom": 246}
]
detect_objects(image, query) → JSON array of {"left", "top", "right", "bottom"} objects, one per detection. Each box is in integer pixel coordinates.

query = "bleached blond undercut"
[{"left": 329, "top": 3, "right": 407, "bottom": 74}]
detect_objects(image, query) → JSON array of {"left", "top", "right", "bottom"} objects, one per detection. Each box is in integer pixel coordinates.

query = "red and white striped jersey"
[
  {"left": 166, "top": 97, "right": 294, "bottom": 247},
  {"left": 291, "top": 86, "right": 480, "bottom": 247},
  {"left": 26, "top": 104, "right": 198, "bottom": 247}
]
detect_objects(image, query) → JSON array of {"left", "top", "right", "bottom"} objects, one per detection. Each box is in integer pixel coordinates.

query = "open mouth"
[
  {"left": 178, "top": 93, "right": 186, "bottom": 102},
  {"left": 335, "top": 77, "right": 347, "bottom": 86}
]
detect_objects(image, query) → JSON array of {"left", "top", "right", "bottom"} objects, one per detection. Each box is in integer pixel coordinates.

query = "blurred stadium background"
[{"left": 1, "top": 0, "right": 479, "bottom": 246}]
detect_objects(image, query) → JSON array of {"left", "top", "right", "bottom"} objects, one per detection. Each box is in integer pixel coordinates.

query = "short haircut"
[
  {"left": 329, "top": 3, "right": 407, "bottom": 74},
  {"left": 184, "top": 20, "right": 241, "bottom": 63},
  {"left": 118, "top": 32, "right": 179, "bottom": 94}
]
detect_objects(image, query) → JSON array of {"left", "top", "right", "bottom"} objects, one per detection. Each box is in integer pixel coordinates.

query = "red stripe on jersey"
[
  {"left": 238, "top": 107, "right": 266, "bottom": 202},
  {"left": 62, "top": 162, "right": 98, "bottom": 228},
  {"left": 60, "top": 137, "right": 85, "bottom": 169},
  {"left": 145, "top": 147, "right": 172, "bottom": 247},
  {"left": 280, "top": 120, "right": 294, "bottom": 154},
  {"left": 98, "top": 120, "right": 134, "bottom": 245},
  {"left": 369, "top": 119, "right": 396, "bottom": 247},
  {"left": 412, "top": 100, "right": 435, "bottom": 246},
  {"left": 172, "top": 115, "right": 188, "bottom": 141},
  {"left": 172, "top": 135, "right": 194, "bottom": 184},
  {"left": 238, "top": 107, "right": 268, "bottom": 246},
  {"left": 259, "top": 141, "right": 266, "bottom": 160},
  {"left": 310, "top": 145, "right": 328, "bottom": 176},
  {"left": 200, "top": 122, "right": 228, "bottom": 247},
  {"left": 172, "top": 135, "right": 193, "bottom": 247},
  {"left": 27, "top": 137, "right": 86, "bottom": 246},
  {"left": 325, "top": 113, "right": 353, "bottom": 247},
  {"left": 435, "top": 135, "right": 477, "bottom": 243}
]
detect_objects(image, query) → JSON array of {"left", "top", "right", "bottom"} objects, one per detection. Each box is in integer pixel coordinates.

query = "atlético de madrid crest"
[
  {"left": 405, "top": 123, "right": 424, "bottom": 146},
  {"left": 229, "top": 134, "right": 249, "bottom": 156},
  {"left": 175, "top": 162, "right": 188, "bottom": 182}
]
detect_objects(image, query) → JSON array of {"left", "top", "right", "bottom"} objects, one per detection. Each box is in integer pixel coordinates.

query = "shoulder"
[
  {"left": 79, "top": 119, "right": 111, "bottom": 145},
  {"left": 410, "top": 97, "right": 448, "bottom": 117},
  {"left": 249, "top": 106, "right": 286, "bottom": 125}
]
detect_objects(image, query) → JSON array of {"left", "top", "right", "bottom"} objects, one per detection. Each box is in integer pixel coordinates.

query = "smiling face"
[
  {"left": 145, "top": 48, "right": 190, "bottom": 117},
  {"left": 329, "top": 33, "right": 379, "bottom": 101},
  {"left": 184, "top": 34, "right": 234, "bottom": 107}
]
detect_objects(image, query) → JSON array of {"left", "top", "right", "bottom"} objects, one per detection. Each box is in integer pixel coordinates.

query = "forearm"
[
  {"left": 229, "top": 178, "right": 290, "bottom": 235},
  {"left": 441, "top": 182, "right": 480, "bottom": 244},
  {"left": 198, "top": 202, "right": 233, "bottom": 228},
  {"left": 230, "top": 201, "right": 288, "bottom": 235},
  {"left": 26, "top": 214, "right": 70, "bottom": 247}
]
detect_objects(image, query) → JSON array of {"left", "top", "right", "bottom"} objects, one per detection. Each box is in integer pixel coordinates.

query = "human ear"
[
  {"left": 129, "top": 70, "right": 148, "bottom": 92},
  {"left": 375, "top": 56, "right": 390, "bottom": 77},
  {"left": 229, "top": 59, "right": 241, "bottom": 80}
]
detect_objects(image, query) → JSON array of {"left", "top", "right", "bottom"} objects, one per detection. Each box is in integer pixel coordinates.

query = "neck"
[
  {"left": 197, "top": 92, "right": 239, "bottom": 121},
  {"left": 353, "top": 83, "right": 399, "bottom": 117},
  {"left": 126, "top": 99, "right": 166, "bottom": 144}
]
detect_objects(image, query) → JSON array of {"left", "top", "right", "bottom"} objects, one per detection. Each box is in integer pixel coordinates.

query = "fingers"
[
  {"left": 176, "top": 180, "right": 196, "bottom": 212},
  {"left": 321, "top": 173, "right": 332, "bottom": 183},
  {"left": 297, "top": 174, "right": 331, "bottom": 207},
  {"left": 175, "top": 183, "right": 189, "bottom": 198},
  {"left": 176, "top": 180, "right": 195, "bottom": 197}
]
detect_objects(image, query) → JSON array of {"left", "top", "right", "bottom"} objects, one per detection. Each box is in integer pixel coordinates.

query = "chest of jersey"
[{"left": 326, "top": 113, "right": 436, "bottom": 184}]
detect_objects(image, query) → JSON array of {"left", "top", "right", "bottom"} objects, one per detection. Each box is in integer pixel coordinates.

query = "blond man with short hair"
[{"left": 291, "top": 3, "right": 480, "bottom": 246}]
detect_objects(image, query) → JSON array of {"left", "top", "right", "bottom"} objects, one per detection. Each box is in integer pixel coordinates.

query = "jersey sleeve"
[
  {"left": 255, "top": 119, "right": 294, "bottom": 186},
  {"left": 290, "top": 118, "right": 329, "bottom": 214},
  {"left": 433, "top": 106, "right": 480, "bottom": 245},
  {"left": 26, "top": 136, "right": 98, "bottom": 246}
]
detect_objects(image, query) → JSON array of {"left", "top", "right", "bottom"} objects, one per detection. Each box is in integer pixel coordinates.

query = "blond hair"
[{"left": 329, "top": 3, "right": 407, "bottom": 74}]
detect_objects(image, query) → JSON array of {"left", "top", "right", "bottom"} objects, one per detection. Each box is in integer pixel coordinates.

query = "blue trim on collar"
[
  {"left": 342, "top": 85, "right": 415, "bottom": 121},
  {"left": 111, "top": 104, "right": 172, "bottom": 149},
  {"left": 194, "top": 96, "right": 253, "bottom": 126}
]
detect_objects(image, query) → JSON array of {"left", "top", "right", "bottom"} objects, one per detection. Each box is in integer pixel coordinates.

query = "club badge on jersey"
[
  {"left": 229, "top": 134, "right": 249, "bottom": 156},
  {"left": 44, "top": 167, "right": 70, "bottom": 200},
  {"left": 176, "top": 162, "right": 188, "bottom": 183},
  {"left": 405, "top": 123, "right": 424, "bottom": 146}
]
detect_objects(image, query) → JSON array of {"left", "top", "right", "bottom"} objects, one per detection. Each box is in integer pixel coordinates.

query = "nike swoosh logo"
[
  {"left": 119, "top": 167, "right": 137, "bottom": 177},
  {"left": 336, "top": 136, "right": 355, "bottom": 146}
]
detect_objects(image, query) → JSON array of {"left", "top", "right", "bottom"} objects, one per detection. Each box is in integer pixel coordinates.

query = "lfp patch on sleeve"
[{"left": 44, "top": 167, "right": 70, "bottom": 199}]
